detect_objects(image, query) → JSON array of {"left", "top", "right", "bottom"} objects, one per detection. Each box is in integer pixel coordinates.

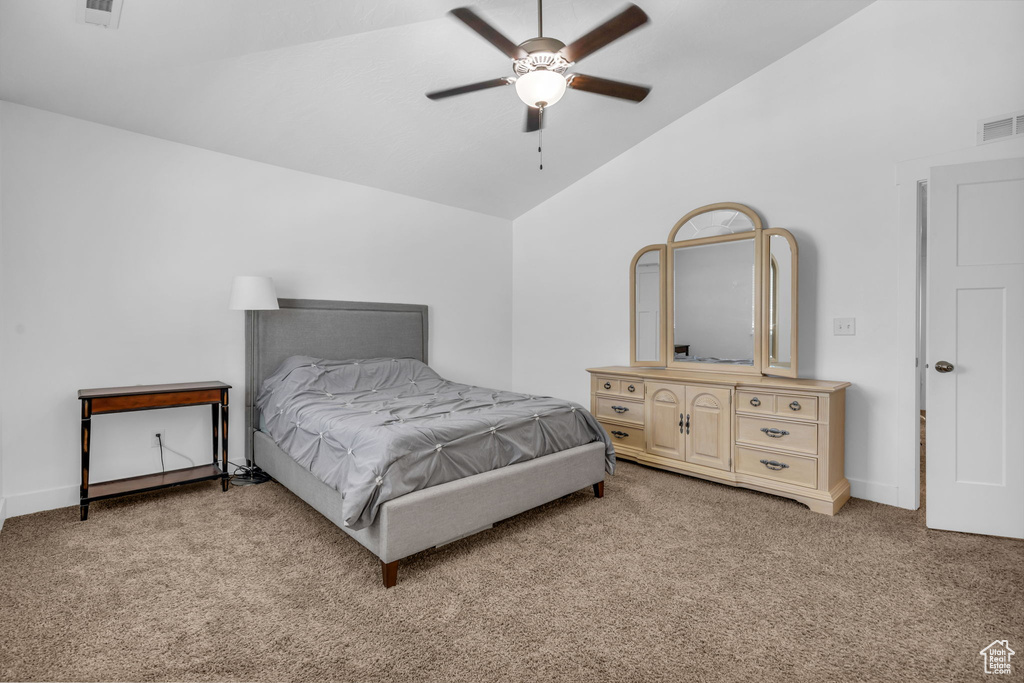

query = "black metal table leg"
[
  {"left": 80, "top": 399, "right": 91, "bottom": 521},
  {"left": 221, "top": 389, "right": 230, "bottom": 491}
]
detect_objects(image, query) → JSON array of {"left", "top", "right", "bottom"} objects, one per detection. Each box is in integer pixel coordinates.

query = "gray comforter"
[{"left": 257, "top": 356, "right": 614, "bottom": 530}]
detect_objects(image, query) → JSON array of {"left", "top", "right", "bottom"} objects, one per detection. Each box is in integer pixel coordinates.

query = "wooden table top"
[{"left": 78, "top": 381, "right": 231, "bottom": 400}]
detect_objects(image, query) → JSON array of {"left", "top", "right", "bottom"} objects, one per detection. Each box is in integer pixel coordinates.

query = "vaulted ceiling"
[{"left": 0, "top": 0, "right": 871, "bottom": 218}]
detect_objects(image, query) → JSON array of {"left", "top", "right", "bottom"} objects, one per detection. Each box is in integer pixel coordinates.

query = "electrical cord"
[
  {"left": 230, "top": 459, "right": 271, "bottom": 486},
  {"left": 154, "top": 436, "right": 196, "bottom": 470}
]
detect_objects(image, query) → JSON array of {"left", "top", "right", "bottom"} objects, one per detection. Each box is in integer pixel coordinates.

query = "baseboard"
[
  {"left": 5, "top": 484, "right": 78, "bottom": 518},
  {"left": 847, "top": 477, "right": 901, "bottom": 507},
  {"left": 4, "top": 479, "right": 905, "bottom": 518}
]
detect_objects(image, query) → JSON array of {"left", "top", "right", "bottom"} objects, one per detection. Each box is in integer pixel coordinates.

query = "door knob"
[{"left": 935, "top": 361, "right": 954, "bottom": 373}]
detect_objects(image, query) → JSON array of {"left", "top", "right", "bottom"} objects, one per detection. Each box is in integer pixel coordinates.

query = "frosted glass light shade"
[
  {"left": 229, "top": 276, "right": 279, "bottom": 310},
  {"left": 515, "top": 70, "right": 567, "bottom": 108}
]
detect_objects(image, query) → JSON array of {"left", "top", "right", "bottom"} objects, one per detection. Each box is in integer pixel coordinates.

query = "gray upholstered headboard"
[{"left": 244, "top": 298, "right": 428, "bottom": 456}]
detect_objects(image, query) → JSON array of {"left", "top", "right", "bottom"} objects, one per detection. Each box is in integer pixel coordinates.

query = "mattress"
[{"left": 257, "top": 356, "right": 614, "bottom": 530}]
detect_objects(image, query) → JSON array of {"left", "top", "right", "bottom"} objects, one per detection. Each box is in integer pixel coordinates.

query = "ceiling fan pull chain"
[{"left": 538, "top": 108, "right": 544, "bottom": 170}]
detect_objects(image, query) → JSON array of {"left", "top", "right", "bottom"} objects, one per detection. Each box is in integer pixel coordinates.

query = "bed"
[{"left": 247, "top": 299, "right": 613, "bottom": 587}]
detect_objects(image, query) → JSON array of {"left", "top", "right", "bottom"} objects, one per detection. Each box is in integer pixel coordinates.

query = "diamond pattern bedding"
[{"left": 257, "top": 357, "right": 614, "bottom": 530}]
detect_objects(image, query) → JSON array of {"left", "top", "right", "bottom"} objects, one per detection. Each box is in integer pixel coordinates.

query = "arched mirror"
[{"left": 629, "top": 202, "right": 799, "bottom": 378}]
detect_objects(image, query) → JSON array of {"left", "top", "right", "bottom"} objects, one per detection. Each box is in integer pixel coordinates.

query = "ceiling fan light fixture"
[{"left": 515, "top": 69, "right": 567, "bottom": 108}]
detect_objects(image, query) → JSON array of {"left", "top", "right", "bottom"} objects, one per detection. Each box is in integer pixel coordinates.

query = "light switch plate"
[{"left": 834, "top": 317, "right": 856, "bottom": 336}]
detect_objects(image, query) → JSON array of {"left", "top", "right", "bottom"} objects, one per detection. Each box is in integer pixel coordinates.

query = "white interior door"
[
  {"left": 926, "top": 157, "right": 1024, "bottom": 538},
  {"left": 636, "top": 263, "right": 660, "bottom": 360}
]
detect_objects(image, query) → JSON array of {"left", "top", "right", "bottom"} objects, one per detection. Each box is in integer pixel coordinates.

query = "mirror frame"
[
  {"left": 628, "top": 202, "right": 799, "bottom": 378},
  {"left": 667, "top": 201, "right": 763, "bottom": 242},
  {"left": 629, "top": 244, "right": 668, "bottom": 367},
  {"left": 762, "top": 228, "right": 799, "bottom": 378}
]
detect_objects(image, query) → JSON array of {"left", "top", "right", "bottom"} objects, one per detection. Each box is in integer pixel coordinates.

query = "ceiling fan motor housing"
[{"left": 513, "top": 37, "right": 571, "bottom": 76}]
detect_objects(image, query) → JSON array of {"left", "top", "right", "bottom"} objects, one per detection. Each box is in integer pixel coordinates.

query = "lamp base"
[{"left": 231, "top": 465, "right": 271, "bottom": 486}]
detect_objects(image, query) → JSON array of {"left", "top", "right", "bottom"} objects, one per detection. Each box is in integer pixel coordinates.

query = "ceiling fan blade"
[
  {"left": 560, "top": 4, "right": 648, "bottom": 64},
  {"left": 426, "top": 77, "right": 511, "bottom": 100},
  {"left": 450, "top": 7, "right": 528, "bottom": 60},
  {"left": 524, "top": 106, "right": 544, "bottom": 132},
  {"left": 567, "top": 73, "right": 650, "bottom": 102}
]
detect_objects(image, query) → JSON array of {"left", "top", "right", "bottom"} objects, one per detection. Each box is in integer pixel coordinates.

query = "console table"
[{"left": 78, "top": 381, "right": 231, "bottom": 520}]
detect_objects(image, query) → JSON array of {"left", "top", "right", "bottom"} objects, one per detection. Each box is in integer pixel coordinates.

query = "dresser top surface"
[{"left": 587, "top": 366, "right": 850, "bottom": 392}]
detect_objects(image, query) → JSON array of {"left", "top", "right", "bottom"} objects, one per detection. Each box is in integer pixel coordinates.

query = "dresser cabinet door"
[
  {"left": 645, "top": 382, "right": 686, "bottom": 460},
  {"left": 684, "top": 386, "right": 732, "bottom": 471}
]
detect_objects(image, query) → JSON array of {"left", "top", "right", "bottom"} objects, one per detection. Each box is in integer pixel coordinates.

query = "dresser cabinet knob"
[
  {"left": 627, "top": 384, "right": 636, "bottom": 393},
  {"left": 603, "top": 382, "right": 612, "bottom": 390},
  {"left": 789, "top": 401, "right": 801, "bottom": 411},
  {"left": 610, "top": 430, "right": 629, "bottom": 439},
  {"left": 749, "top": 397, "right": 761, "bottom": 407},
  {"left": 760, "top": 427, "right": 789, "bottom": 438},
  {"left": 611, "top": 405, "right": 629, "bottom": 414}
]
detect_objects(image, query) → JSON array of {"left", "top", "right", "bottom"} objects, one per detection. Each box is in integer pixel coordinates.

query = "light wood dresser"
[{"left": 589, "top": 367, "right": 851, "bottom": 514}]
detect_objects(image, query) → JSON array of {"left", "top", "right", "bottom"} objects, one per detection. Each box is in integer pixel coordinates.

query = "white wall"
[
  {"left": 0, "top": 102, "right": 513, "bottom": 516},
  {"left": 511, "top": 0, "right": 1024, "bottom": 506}
]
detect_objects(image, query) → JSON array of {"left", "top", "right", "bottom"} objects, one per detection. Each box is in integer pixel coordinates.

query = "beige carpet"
[{"left": 1, "top": 459, "right": 1020, "bottom": 682}]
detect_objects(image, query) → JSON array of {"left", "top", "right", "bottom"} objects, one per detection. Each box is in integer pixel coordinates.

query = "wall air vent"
[
  {"left": 977, "top": 109, "right": 1024, "bottom": 145},
  {"left": 77, "top": 0, "right": 123, "bottom": 28}
]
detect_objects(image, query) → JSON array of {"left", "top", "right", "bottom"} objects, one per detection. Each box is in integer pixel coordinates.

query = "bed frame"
[{"left": 248, "top": 299, "right": 607, "bottom": 587}]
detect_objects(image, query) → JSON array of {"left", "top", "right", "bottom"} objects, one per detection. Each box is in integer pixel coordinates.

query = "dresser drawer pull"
[
  {"left": 610, "top": 430, "right": 630, "bottom": 439},
  {"left": 611, "top": 405, "right": 630, "bottom": 414},
  {"left": 627, "top": 384, "right": 636, "bottom": 393},
  {"left": 603, "top": 382, "right": 612, "bottom": 390},
  {"left": 788, "top": 401, "right": 801, "bottom": 411},
  {"left": 760, "top": 427, "right": 789, "bottom": 438},
  {"left": 759, "top": 459, "right": 790, "bottom": 471},
  {"left": 749, "top": 397, "right": 761, "bottom": 407}
]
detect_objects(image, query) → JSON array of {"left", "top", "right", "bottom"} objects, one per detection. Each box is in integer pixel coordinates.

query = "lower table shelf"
[{"left": 85, "top": 464, "right": 225, "bottom": 502}]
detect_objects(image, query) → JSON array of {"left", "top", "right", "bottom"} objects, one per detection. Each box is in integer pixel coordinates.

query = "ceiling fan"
[{"left": 426, "top": 1, "right": 651, "bottom": 134}]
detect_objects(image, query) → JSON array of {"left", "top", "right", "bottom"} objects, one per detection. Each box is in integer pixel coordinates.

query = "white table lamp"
[{"left": 229, "top": 276, "right": 280, "bottom": 312}]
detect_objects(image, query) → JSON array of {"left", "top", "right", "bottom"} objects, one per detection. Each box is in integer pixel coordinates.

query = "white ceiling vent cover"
[
  {"left": 977, "top": 109, "right": 1024, "bottom": 145},
  {"left": 77, "top": 0, "right": 123, "bottom": 28}
]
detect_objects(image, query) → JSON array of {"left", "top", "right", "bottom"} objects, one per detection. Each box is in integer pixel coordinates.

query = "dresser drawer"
[
  {"left": 595, "top": 396, "right": 644, "bottom": 425},
  {"left": 775, "top": 395, "right": 818, "bottom": 420},
  {"left": 594, "top": 376, "right": 643, "bottom": 398},
  {"left": 736, "top": 416, "right": 818, "bottom": 455},
  {"left": 737, "top": 391, "right": 818, "bottom": 421},
  {"left": 598, "top": 421, "right": 645, "bottom": 451},
  {"left": 736, "top": 447, "right": 817, "bottom": 489},
  {"left": 737, "top": 391, "right": 776, "bottom": 415},
  {"left": 620, "top": 380, "right": 643, "bottom": 398}
]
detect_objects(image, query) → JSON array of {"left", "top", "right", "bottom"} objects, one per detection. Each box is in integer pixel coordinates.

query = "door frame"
[{"left": 894, "top": 138, "right": 1024, "bottom": 510}]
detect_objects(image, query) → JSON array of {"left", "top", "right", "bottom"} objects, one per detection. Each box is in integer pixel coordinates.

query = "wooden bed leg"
[
  {"left": 593, "top": 481, "right": 604, "bottom": 498},
  {"left": 381, "top": 560, "right": 399, "bottom": 588}
]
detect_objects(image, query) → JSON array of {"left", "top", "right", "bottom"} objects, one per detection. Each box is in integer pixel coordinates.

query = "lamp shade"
[
  {"left": 515, "top": 70, "right": 567, "bottom": 108},
  {"left": 229, "top": 276, "right": 279, "bottom": 311}
]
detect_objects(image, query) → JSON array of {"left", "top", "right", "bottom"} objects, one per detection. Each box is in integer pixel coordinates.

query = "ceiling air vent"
[
  {"left": 77, "top": 0, "right": 124, "bottom": 28},
  {"left": 977, "top": 109, "right": 1024, "bottom": 145}
]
